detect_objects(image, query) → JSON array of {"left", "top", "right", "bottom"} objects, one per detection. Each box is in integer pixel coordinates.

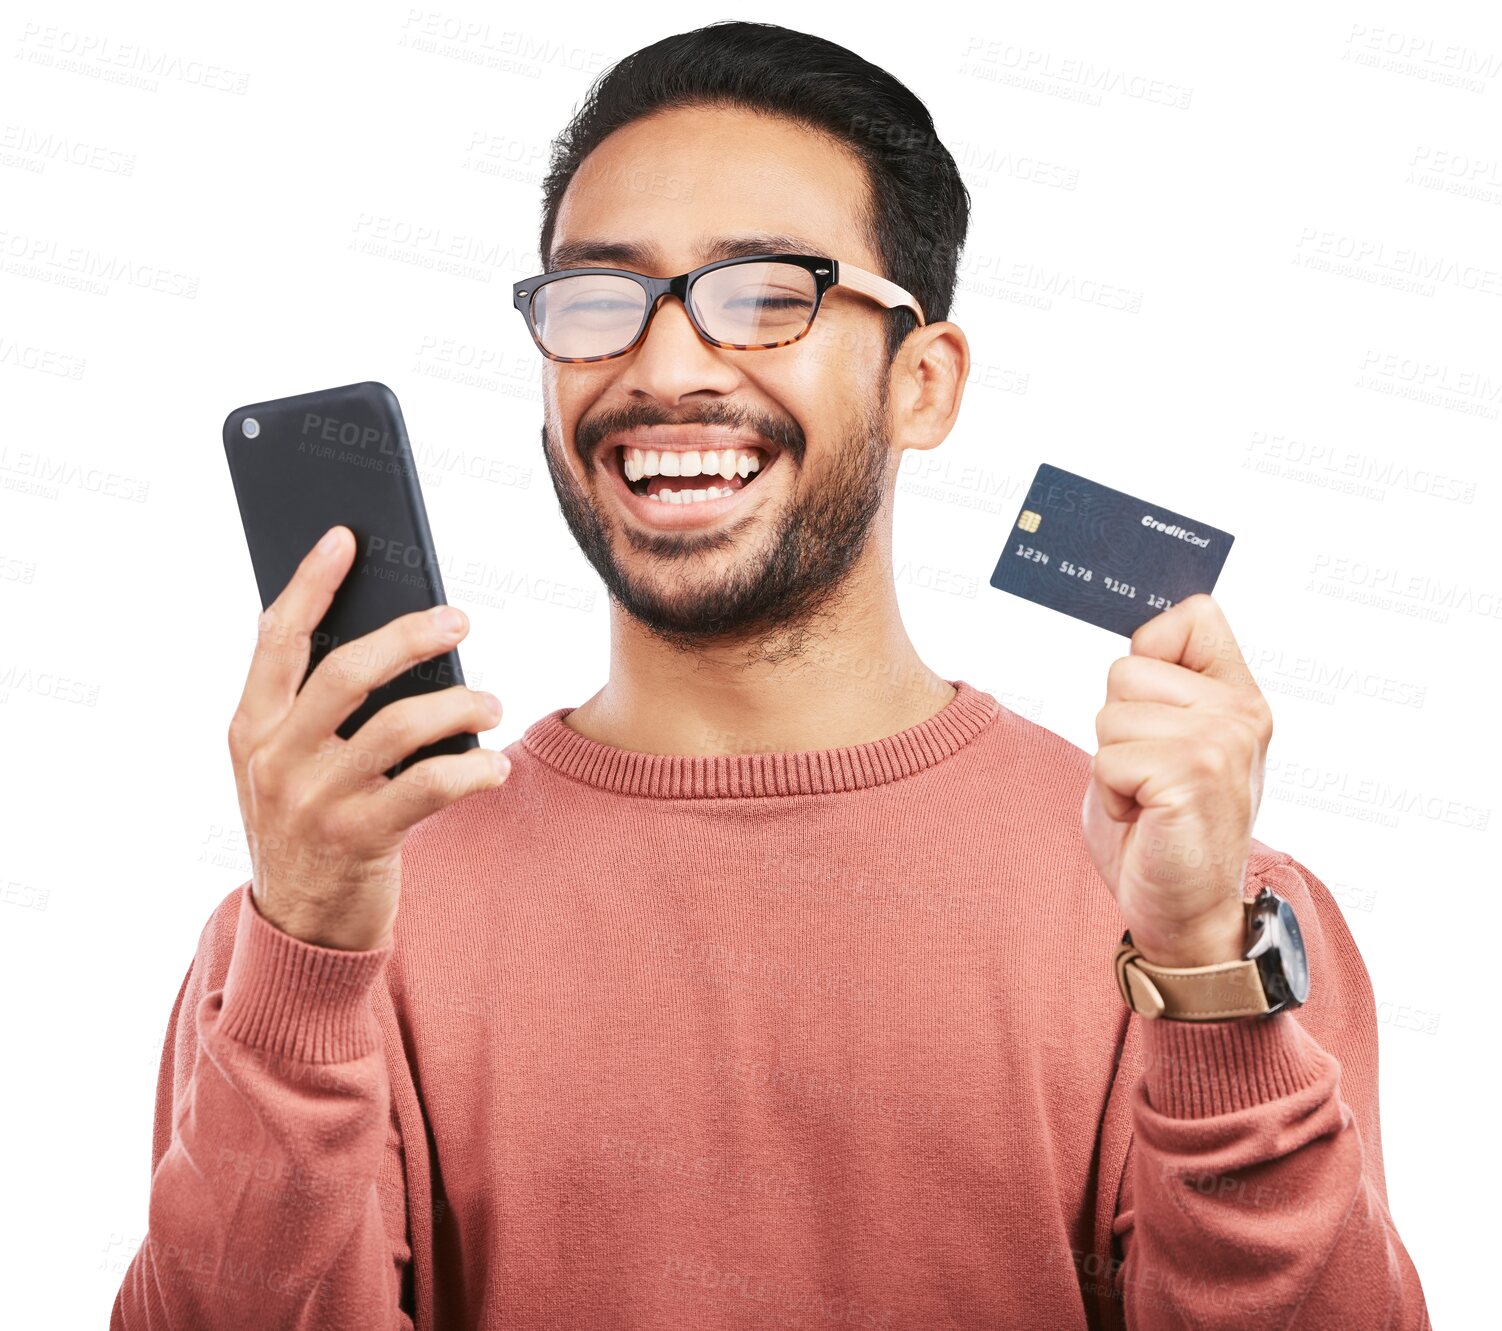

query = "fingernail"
[
  {"left": 434, "top": 606, "right": 466, "bottom": 635},
  {"left": 318, "top": 527, "right": 343, "bottom": 554},
  {"left": 478, "top": 691, "right": 501, "bottom": 717}
]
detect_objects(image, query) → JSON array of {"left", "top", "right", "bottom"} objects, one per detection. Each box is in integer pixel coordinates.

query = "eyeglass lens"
[{"left": 530, "top": 260, "right": 818, "bottom": 358}]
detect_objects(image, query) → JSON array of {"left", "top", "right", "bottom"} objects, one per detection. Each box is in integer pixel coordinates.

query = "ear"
[{"left": 889, "top": 319, "right": 970, "bottom": 455}]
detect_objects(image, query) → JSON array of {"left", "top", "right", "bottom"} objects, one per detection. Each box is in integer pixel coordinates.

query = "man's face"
[{"left": 540, "top": 105, "right": 899, "bottom": 654}]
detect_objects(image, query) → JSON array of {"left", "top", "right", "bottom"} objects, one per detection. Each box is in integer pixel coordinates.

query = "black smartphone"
[{"left": 222, "top": 380, "right": 478, "bottom": 777}]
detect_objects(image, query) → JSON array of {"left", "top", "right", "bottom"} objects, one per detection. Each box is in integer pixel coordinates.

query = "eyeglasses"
[{"left": 511, "top": 253, "right": 926, "bottom": 363}]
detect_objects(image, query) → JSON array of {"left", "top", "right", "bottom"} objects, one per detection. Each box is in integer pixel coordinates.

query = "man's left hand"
[{"left": 1081, "top": 593, "right": 1274, "bottom": 968}]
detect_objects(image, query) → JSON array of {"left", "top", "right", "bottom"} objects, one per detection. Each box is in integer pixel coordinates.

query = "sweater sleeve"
[
  {"left": 1106, "top": 855, "right": 1432, "bottom": 1330},
  {"left": 111, "top": 882, "right": 415, "bottom": 1330}
]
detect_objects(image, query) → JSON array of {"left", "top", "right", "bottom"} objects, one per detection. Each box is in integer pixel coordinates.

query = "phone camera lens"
[{"left": 242, "top": 417, "right": 260, "bottom": 439}]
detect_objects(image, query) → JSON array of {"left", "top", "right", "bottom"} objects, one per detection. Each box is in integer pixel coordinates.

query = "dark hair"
[{"left": 536, "top": 20, "right": 970, "bottom": 366}]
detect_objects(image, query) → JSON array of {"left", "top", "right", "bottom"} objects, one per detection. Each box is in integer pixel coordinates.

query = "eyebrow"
[{"left": 546, "top": 232, "right": 825, "bottom": 273}]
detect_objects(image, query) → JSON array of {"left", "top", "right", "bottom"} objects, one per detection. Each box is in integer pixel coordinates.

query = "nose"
[
  {"left": 617, "top": 289, "right": 739, "bottom": 402},
  {"left": 638, "top": 291, "right": 705, "bottom": 348}
]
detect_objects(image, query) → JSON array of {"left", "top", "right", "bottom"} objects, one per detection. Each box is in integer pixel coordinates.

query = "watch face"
[
  {"left": 1268, "top": 895, "right": 1310, "bottom": 1007},
  {"left": 1246, "top": 887, "right": 1310, "bottom": 1011}
]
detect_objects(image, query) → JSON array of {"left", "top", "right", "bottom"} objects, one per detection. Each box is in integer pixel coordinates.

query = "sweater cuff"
[
  {"left": 1139, "top": 1010, "right": 1330, "bottom": 1119},
  {"left": 218, "top": 883, "right": 391, "bottom": 1064}
]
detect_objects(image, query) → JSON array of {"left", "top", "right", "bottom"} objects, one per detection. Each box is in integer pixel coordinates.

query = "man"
[{"left": 115, "top": 20, "right": 1430, "bottom": 1330}]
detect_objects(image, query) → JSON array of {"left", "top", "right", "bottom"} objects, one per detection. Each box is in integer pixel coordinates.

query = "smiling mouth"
[{"left": 613, "top": 444, "right": 778, "bottom": 503}]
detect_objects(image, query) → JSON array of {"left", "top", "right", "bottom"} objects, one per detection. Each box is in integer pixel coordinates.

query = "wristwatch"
[{"left": 1113, "top": 884, "right": 1310, "bottom": 1021}]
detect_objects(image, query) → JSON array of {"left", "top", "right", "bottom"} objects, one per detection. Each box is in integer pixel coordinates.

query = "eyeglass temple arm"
[{"left": 836, "top": 262, "right": 926, "bottom": 327}]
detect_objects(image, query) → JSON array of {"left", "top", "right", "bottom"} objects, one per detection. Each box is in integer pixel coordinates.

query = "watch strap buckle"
[{"left": 1114, "top": 939, "right": 1166, "bottom": 1018}]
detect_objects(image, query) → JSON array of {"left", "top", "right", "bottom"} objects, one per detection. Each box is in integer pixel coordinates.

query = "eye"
[
  {"left": 553, "top": 287, "right": 637, "bottom": 311},
  {"left": 561, "top": 296, "right": 637, "bottom": 313},
  {"left": 726, "top": 292, "right": 813, "bottom": 312}
]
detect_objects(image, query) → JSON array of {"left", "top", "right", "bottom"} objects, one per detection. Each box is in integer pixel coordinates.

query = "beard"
[{"left": 540, "top": 385, "right": 892, "bottom": 660}]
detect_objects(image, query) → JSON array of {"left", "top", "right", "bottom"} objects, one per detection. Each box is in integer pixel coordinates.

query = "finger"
[
  {"left": 280, "top": 603, "right": 469, "bottom": 754},
  {"left": 1091, "top": 739, "right": 1177, "bottom": 820},
  {"left": 1105, "top": 652, "right": 1273, "bottom": 743},
  {"left": 364, "top": 746, "right": 510, "bottom": 836},
  {"left": 1104, "top": 654, "right": 1217, "bottom": 708},
  {"left": 1087, "top": 754, "right": 1140, "bottom": 822},
  {"left": 341, "top": 686, "right": 501, "bottom": 780},
  {"left": 1093, "top": 737, "right": 1242, "bottom": 816},
  {"left": 1128, "top": 594, "right": 1254, "bottom": 685},
  {"left": 1095, "top": 700, "right": 1212, "bottom": 748},
  {"left": 236, "top": 526, "right": 356, "bottom": 734}
]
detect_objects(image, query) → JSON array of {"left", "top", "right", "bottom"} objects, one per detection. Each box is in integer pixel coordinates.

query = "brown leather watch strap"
[{"left": 1113, "top": 936, "right": 1271, "bottom": 1021}]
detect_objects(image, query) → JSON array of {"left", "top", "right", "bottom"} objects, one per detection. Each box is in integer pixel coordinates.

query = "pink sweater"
[{"left": 113, "top": 679, "right": 1430, "bottom": 1329}]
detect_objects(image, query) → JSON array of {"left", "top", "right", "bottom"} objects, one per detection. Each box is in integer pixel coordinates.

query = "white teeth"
[
  {"left": 622, "top": 445, "right": 765, "bottom": 481},
  {"left": 645, "top": 486, "right": 733, "bottom": 503}
]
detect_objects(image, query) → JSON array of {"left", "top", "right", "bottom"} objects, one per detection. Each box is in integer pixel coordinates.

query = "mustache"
[{"left": 576, "top": 404, "right": 804, "bottom": 467}]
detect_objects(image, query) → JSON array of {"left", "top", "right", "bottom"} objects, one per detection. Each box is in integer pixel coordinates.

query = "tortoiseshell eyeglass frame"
[{"left": 511, "top": 252, "right": 927, "bottom": 364}]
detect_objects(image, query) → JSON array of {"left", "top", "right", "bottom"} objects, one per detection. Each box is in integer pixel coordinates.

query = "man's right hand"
[{"left": 227, "top": 524, "right": 508, "bottom": 951}]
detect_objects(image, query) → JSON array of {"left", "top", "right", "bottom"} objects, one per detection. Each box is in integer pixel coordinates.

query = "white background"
[{"left": 2, "top": 1, "right": 1494, "bottom": 1324}]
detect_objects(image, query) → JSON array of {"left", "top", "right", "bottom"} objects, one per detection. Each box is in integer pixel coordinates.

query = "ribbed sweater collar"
[{"left": 519, "top": 678, "right": 999, "bottom": 799}]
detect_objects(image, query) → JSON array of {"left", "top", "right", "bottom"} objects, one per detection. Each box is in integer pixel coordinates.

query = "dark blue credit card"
[{"left": 988, "top": 463, "right": 1235, "bottom": 637}]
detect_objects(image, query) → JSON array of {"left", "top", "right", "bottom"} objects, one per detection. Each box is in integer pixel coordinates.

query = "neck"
[{"left": 564, "top": 548, "right": 954, "bottom": 756}]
